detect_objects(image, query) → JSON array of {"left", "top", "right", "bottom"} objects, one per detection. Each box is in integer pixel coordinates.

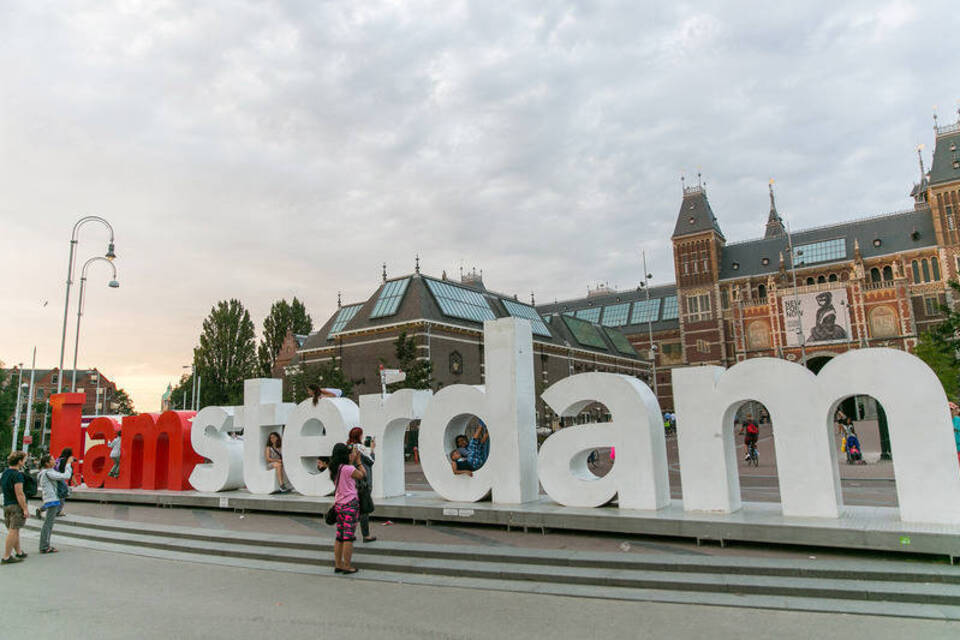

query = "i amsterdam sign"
[{"left": 49, "top": 318, "right": 960, "bottom": 526}]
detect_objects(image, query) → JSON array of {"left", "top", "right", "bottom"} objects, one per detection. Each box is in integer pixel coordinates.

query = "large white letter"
[
  {"left": 538, "top": 373, "right": 670, "bottom": 509},
  {"left": 419, "top": 317, "right": 539, "bottom": 503},
  {"left": 359, "top": 389, "right": 432, "bottom": 499},
  {"left": 189, "top": 406, "right": 244, "bottom": 492},
  {"left": 238, "top": 379, "right": 295, "bottom": 495},
  {"left": 284, "top": 397, "right": 357, "bottom": 496},
  {"left": 674, "top": 358, "right": 840, "bottom": 518}
]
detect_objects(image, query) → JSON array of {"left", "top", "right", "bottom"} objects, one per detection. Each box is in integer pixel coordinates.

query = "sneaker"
[{"left": 1, "top": 556, "right": 23, "bottom": 564}]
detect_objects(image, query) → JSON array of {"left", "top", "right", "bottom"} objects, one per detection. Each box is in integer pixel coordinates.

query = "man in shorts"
[{"left": 2, "top": 451, "right": 30, "bottom": 564}]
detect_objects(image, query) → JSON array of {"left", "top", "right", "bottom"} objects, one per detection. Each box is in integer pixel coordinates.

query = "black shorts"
[{"left": 744, "top": 434, "right": 758, "bottom": 447}]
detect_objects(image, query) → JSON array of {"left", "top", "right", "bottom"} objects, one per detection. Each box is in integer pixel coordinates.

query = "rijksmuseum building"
[{"left": 288, "top": 112, "right": 960, "bottom": 420}]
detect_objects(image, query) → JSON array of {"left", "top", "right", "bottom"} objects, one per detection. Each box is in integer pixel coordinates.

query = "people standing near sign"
[
  {"left": 37, "top": 453, "right": 73, "bottom": 553},
  {"left": 329, "top": 442, "right": 365, "bottom": 574},
  {"left": 107, "top": 430, "right": 122, "bottom": 478},
  {"left": 2, "top": 451, "right": 30, "bottom": 564},
  {"left": 347, "top": 427, "right": 377, "bottom": 542}
]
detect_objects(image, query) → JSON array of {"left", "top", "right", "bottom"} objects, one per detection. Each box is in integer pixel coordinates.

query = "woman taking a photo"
[
  {"left": 37, "top": 452, "right": 73, "bottom": 553},
  {"left": 329, "top": 442, "right": 365, "bottom": 574},
  {"left": 346, "top": 427, "right": 376, "bottom": 542}
]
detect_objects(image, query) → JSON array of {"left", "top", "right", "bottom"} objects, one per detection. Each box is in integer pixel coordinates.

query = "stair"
[{"left": 22, "top": 515, "right": 960, "bottom": 620}]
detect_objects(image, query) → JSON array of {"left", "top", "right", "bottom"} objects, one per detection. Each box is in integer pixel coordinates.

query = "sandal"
[
  {"left": 40, "top": 548, "right": 58, "bottom": 554},
  {"left": 15, "top": 552, "right": 27, "bottom": 559}
]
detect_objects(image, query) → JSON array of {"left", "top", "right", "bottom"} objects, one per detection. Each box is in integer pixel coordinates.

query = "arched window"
[
  {"left": 757, "top": 284, "right": 766, "bottom": 299},
  {"left": 932, "top": 257, "right": 941, "bottom": 281},
  {"left": 882, "top": 266, "right": 893, "bottom": 281},
  {"left": 828, "top": 273, "right": 838, "bottom": 282},
  {"left": 817, "top": 275, "right": 826, "bottom": 284},
  {"left": 922, "top": 259, "right": 931, "bottom": 283},
  {"left": 870, "top": 268, "right": 881, "bottom": 283},
  {"left": 912, "top": 260, "right": 920, "bottom": 283},
  {"left": 806, "top": 277, "right": 815, "bottom": 285}
]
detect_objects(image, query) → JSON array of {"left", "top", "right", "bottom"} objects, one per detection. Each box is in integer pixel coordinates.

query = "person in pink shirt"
[{"left": 329, "top": 442, "right": 366, "bottom": 574}]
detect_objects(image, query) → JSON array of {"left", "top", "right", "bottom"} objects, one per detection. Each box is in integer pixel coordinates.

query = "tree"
[
  {"left": 0, "top": 365, "right": 18, "bottom": 461},
  {"left": 385, "top": 331, "right": 433, "bottom": 391},
  {"left": 285, "top": 359, "right": 354, "bottom": 403},
  {"left": 913, "top": 281, "right": 960, "bottom": 400},
  {"left": 195, "top": 299, "right": 258, "bottom": 406},
  {"left": 257, "top": 298, "right": 313, "bottom": 376},
  {"left": 114, "top": 388, "right": 135, "bottom": 415},
  {"left": 167, "top": 373, "right": 193, "bottom": 410}
]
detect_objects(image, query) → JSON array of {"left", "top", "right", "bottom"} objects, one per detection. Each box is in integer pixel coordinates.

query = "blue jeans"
[{"left": 39, "top": 503, "right": 61, "bottom": 551}]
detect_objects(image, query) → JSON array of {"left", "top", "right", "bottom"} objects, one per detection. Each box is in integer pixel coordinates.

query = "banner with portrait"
[{"left": 782, "top": 288, "right": 851, "bottom": 347}]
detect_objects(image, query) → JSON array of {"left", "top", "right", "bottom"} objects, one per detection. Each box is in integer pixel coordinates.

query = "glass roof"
[
  {"left": 370, "top": 278, "right": 410, "bottom": 319},
  {"left": 328, "top": 304, "right": 363, "bottom": 337},
  {"left": 661, "top": 296, "right": 679, "bottom": 321},
  {"left": 601, "top": 302, "right": 631, "bottom": 327},
  {"left": 631, "top": 298, "right": 661, "bottom": 324},
  {"left": 501, "top": 299, "right": 552, "bottom": 337},
  {"left": 426, "top": 279, "right": 496, "bottom": 324},
  {"left": 561, "top": 315, "right": 608, "bottom": 350},
  {"left": 794, "top": 238, "right": 846, "bottom": 266},
  {"left": 574, "top": 307, "right": 601, "bottom": 322},
  {"left": 603, "top": 327, "right": 638, "bottom": 356}
]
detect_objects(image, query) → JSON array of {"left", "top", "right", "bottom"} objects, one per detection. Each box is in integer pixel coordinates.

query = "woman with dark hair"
[
  {"left": 38, "top": 447, "right": 74, "bottom": 519},
  {"left": 329, "top": 442, "right": 365, "bottom": 574},
  {"left": 347, "top": 426, "right": 377, "bottom": 543},
  {"left": 308, "top": 384, "right": 342, "bottom": 406},
  {"left": 37, "top": 452, "right": 73, "bottom": 553},
  {"left": 264, "top": 432, "right": 292, "bottom": 494}
]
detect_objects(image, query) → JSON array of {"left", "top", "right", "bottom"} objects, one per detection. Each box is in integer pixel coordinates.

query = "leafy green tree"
[
  {"left": 385, "top": 331, "right": 433, "bottom": 391},
  {"left": 257, "top": 298, "right": 313, "bottom": 376},
  {"left": 284, "top": 359, "right": 353, "bottom": 403},
  {"left": 114, "top": 388, "right": 135, "bottom": 415},
  {"left": 168, "top": 373, "right": 193, "bottom": 410},
  {"left": 195, "top": 299, "right": 258, "bottom": 406},
  {"left": 0, "top": 365, "right": 18, "bottom": 461},
  {"left": 913, "top": 281, "right": 960, "bottom": 400}
]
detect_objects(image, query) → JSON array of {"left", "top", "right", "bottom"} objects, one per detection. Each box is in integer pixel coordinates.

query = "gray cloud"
[{"left": 1, "top": 0, "right": 956, "bottom": 409}]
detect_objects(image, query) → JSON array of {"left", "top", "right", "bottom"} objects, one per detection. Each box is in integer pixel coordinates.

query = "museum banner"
[{"left": 782, "top": 288, "right": 851, "bottom": 347}]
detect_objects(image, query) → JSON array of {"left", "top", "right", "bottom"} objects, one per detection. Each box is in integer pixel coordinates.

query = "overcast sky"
[{"left": 1, "top": 1, "right": 957, "bottom": 412}]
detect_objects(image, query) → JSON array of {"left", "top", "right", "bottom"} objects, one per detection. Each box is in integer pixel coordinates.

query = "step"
[
  {"left": 26, "top": 515, "right": 960, "bottom": 585},
  {"left": 18, "top": 528, "right": 960, "bottom": 621},
  {"left": 23, "top": 519, "right": 960, "bottom": 606}
]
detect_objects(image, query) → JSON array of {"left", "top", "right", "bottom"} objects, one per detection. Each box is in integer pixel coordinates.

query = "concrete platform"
[{"left": 67, "top": 487, "right": 960, "bottom": 561}]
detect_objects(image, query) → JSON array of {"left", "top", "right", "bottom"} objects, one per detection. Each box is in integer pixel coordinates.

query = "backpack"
[
  {"left": 746, "top": 422, "right": 759, "bottom": 436},
  {"left": 22, "top": 471, "right": 38, "bottom": 499}
]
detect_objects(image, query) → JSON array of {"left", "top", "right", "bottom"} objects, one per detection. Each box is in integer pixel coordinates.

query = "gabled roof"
[
  {"left": 672, "top": 186, "right": 724, "bottom": 240},
  {"left": 930, "top": 123, "right": 960, "bottom": 186},
  {"left": 537, "top": 283, "right": 680, "bottom": 334},
  {"left": 718, "top": 207, "right": 937, "bottom": 280}
]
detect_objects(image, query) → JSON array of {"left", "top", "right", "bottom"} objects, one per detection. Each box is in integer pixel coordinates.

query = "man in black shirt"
[{"left": 2, "top": 451, "right": 30, "bottom": 564}]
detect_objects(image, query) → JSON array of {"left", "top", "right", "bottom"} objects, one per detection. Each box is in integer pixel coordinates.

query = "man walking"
[{"left": 2, "top": 451, "right": 30, "bottom": 564}]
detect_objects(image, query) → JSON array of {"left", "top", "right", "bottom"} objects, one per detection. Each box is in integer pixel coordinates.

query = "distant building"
[
  {"left": 538, "top": 111, "right": 960, "bottom": 410},
  {"left": 290, "top": 267, "right": 649, "bottom": 427},
  {"left": 2, "top": 367, "right": 119, "bottom": 443},
  {"left": 161, "top": 382, "right": 174, "bottom": 412}
]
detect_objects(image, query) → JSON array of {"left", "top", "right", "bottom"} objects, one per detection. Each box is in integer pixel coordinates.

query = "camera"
[{"left": 364, "top": 436, "right": 372, "bottom": 447}]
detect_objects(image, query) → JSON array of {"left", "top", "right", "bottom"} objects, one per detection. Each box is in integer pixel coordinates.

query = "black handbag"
[{"left": 324, "top": 506, "right": 337, "bottom": 526}]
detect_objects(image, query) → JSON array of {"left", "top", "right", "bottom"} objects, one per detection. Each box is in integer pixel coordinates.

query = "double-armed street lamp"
[
  {"left": 71, "top": 256, "right": 120, "bottom": 391},
  {"left": 638, "top": 251, "right": 658, "bottom": 398},
  {"left": 58, "top": 216, "right": 117, "bottom": 394}
]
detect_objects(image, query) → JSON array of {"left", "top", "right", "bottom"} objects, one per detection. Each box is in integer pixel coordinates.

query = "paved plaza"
[{"left": 3, "top": 542, "right": 956, "bottom": 640}]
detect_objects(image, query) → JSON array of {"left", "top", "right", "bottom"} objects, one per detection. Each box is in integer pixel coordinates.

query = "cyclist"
[{"left": 742, "top": 415, "right": 760, "bottom": 462}]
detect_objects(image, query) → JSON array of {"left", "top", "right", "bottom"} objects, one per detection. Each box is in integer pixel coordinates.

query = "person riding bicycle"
[{"left": 742, "top": 415, "right": 760, "bottom": 462}]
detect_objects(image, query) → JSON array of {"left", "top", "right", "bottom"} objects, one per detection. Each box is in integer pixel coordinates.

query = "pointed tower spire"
[
  {"left": 337, "top": 291, "right": 342, "bottom": 308},
  {"left": 382, "top": 263, "right": 387, "bottom": 283},
  {"left": 415, "top": 253, "right": 420, "bottom": 274},
  {"left": 530, "top": 291, "right": 535, "bottom": 305},
  {"left": 764, "top": 179, "right": 786, "bottom": 238}
]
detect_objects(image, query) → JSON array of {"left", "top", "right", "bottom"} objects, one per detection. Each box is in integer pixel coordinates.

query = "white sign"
[
  {"left": 782, "top": 288, "right": 851, "bottom": 347},
  {"left": 187, "top": 318, "right": 960, "bottom": 526}
]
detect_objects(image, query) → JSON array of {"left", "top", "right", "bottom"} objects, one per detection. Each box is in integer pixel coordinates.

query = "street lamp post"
[
  {"left": 58, "top": 216, "right": 117, "bottom": 394},
  {"left": 639, "top": 251, "right": 659, "bottom": 399},
  {"left": 11, "top": 364, "right": 23, "bottom": 450},
  {"left": 22, "top": 347, "right": 37, "bottom": 452},
  {"left": 71, "top": 257, "right": 120, "bottom": 392},
  {"left": 785, "top": 223, "right": 807, "bottom": 364}
]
